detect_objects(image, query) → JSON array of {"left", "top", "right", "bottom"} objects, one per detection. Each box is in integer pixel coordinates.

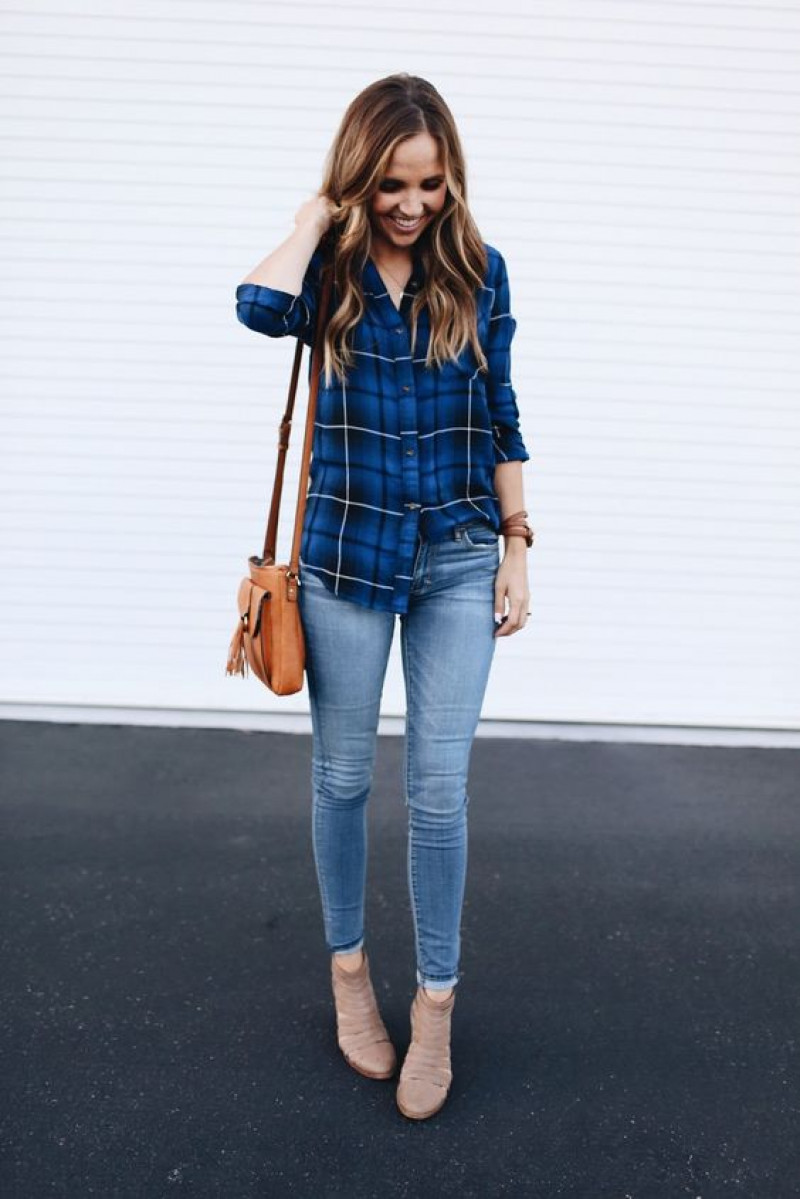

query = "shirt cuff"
[
  {"left": 235, "top": 282, "right": 304, "bottom": 336},
  {"left": 492, "top": 426, "right": 531, "bottom": 464}
]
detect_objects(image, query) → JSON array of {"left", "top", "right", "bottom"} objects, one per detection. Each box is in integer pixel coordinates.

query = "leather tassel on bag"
[
  {"left": 225, "top": 615, "right": 248, "bottom": 679},
  {"left": 224, "top": 247, "right": 335, "bottom": 696}
]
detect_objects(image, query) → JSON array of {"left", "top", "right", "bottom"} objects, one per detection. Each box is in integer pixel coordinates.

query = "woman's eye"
[{"left": 378, "top": 180, "right": 444, "bottom": 192}]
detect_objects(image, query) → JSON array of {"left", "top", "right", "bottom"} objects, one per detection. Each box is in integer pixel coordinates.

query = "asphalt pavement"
[{"left": 1, "top": 720, "right": 798, "bottom": 1198}]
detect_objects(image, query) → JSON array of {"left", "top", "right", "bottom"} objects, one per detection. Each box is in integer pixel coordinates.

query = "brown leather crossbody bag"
[{"left": 225, "top": 255, "right": 335, "bottom": 695}]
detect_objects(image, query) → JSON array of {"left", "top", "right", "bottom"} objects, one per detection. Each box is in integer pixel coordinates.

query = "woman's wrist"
[{"left": 499, "top": 509, "right": 535, "bottom": 549}]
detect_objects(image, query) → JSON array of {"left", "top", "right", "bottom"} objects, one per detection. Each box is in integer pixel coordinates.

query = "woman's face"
[{"left": 369, "top": 132, "right": 448, "bottom": 255}]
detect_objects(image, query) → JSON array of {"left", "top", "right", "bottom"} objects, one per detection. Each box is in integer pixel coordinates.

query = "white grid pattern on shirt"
[
  {"left": 465, "top": 365, "right": 489, "bottom": 518},
  {"left": 305, "top": 492, "right": 496, "bottom": 514},
  {"left": 299, "top": 559, "right": 396, "bottom": 591},
  {"left": 334, "top": 377, "right": 350, "bottom": 595}
]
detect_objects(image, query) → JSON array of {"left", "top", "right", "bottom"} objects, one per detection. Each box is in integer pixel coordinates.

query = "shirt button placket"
[
  {"left": 395, "top": 323, "right": 421, "bottom": 590},
  {"left": 396, "top": 326, "right": 419, "bottom": 509}
]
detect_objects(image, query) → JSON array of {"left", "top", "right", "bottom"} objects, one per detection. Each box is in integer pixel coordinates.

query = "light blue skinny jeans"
[{"left": 298, "top": 517, "right": 500, "bottom": 992}]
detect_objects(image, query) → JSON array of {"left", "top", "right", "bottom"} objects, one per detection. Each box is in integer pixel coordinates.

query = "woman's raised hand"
[{"left": 294, "top": 192, "right": 339, "bottom": 236}]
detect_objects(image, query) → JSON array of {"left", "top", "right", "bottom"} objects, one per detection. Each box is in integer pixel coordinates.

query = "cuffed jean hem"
[
  {"left": 331, "top": 937, "right": 365, "bottom": 956},
  {"left": 417, "top": 970, "right": 460, "bottom": 990}
]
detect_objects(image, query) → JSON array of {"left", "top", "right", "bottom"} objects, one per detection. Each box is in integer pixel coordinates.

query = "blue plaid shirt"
[{"left": 235, "top": 241, "right": 530, "bottom": 613}]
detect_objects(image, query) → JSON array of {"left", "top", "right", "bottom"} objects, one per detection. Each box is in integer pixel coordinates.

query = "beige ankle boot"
[
  {"left": 330, "top": 950, "right": 397, "bottom": 1079},
  {"left": 396, "top": 985, "right": 455, "bottom": 1119}
]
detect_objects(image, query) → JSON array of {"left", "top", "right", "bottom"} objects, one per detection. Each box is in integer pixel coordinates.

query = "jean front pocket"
[{"left": 461, "top": 520, "right": 500, "bottom": 549}]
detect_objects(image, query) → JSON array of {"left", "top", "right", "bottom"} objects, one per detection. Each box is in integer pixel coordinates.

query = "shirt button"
[
  {"left": 401, "top": 385, "right": 411, "bottom": 392},
  {"left": 405, "top": 448, "right": 415, "bottom": 456},
  {"left": 405, "top": 501, "right": 420, "bottom": 509},
  {"left": 394, "top": 327, "right": 404, "bottom": 335}
]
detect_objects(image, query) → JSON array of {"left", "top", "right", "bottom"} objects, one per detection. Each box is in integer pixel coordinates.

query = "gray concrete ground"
[{"left": 1, "top": 720, "right": 798, "bottom": 1198}]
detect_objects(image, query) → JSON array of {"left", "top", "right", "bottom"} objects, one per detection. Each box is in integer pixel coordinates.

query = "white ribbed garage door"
[{"left": 1, "top": 1, "right": 799, "bottom": 731}]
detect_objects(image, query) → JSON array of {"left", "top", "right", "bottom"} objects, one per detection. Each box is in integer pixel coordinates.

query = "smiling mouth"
[{"left": 387, "top": 214, "right": 425, "bottom": 232}]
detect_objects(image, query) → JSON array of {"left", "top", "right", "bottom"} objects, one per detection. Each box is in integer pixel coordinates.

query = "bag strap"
[{"left": 260, "top": 249, "right": 335, "bottom": 574}]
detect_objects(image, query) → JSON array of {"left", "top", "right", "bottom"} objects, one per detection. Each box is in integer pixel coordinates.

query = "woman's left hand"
[{"left": 493, "top": 546, "right": 531, "bottom": 637}]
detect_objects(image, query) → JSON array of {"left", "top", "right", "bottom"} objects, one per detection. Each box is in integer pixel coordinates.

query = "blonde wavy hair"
[{"left": 316, "top": 73, "right": 489, "bottom": 387}]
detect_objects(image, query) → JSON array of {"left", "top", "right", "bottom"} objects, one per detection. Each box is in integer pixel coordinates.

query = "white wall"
[{"left": 1, "top": 0, "right": 799, "bottom": 731}]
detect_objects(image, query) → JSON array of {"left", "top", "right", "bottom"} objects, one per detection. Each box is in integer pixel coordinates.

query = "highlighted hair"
[{"left": 316, "top": 73, "right": 489, "bottom": 387}]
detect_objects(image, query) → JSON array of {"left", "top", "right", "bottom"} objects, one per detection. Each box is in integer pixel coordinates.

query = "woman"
[{"left": 235, "top": 73, "right": 533, "bottom": 1121}]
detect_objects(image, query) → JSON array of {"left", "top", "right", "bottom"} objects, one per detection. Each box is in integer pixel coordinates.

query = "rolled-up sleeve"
[
  {"left": 485, "top": 251, "right": 530, "bottom": 465},
  {"left": 235, "top": 246, "right": 323, "bottom": 347}
]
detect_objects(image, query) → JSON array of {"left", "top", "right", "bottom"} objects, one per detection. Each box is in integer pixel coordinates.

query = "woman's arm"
[
  {"left": 484, "top": 250, "right": 530, "bottom": 467},
  {"left": 493, "top": 462, "right": 532, "bottom": 638},
  {"left": 494, "top": 460, "right": 527, "bottom": 550},
  {"left": 240, "top": 195, "right": 332, "bottom": 292},
  {"left": 486, "top": 251, "right": 532, "bottom": 636},
  {"left": 235, "top": 194, "right": 334, "bottom": 343}
]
